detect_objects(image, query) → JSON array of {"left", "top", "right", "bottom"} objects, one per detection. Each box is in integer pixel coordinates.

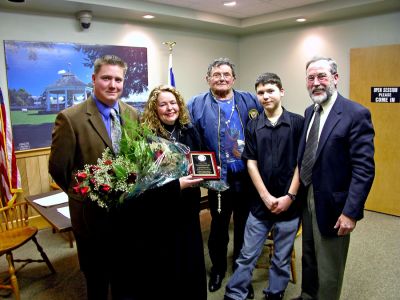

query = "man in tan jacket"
[{"left": 49, "top": 55, "right": 138, "bottom": 300}]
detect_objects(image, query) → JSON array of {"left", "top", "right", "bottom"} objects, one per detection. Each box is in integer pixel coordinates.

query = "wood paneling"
[
  {"left": 350, "top": 44, "right": 400, "bottom": 216},
  {"left": 15, "top": 149, "right": 52, "bottom": 218}
]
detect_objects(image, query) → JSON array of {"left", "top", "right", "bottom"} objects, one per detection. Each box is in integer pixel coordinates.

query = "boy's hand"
[
  {"left": 262, "top": 194, "right": 278, "bottom": 211},
  {"left": 270, "top": 195, "right": 292, "bottom": 214}
]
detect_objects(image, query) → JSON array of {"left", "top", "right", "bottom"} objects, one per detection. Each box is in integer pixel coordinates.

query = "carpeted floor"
[
  {"left": 0, "top": 230, "right": 86, "bottom": 300},
  {"left": 0, "top": 210, "right": 399, "bottom": 299}
]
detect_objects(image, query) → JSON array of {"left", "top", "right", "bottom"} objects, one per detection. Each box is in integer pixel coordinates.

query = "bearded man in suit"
[
  {"left": 49, "top": 55, "right": 138, "bottom": 300},
  {"left": 292, "top": 56, "right": 375, "bottom": 300}
]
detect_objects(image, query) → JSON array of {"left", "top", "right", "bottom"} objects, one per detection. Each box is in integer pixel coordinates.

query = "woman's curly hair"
[{"left": 141, "top": 85, "right": 191, "bottom": 139}]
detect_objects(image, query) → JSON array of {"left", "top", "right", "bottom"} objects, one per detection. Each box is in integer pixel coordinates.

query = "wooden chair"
[
  {"left": 0, "top": 201, "right": 56, "bottom": 300},
  {"left": 256, "top": 225, "right": 302, "bottom": 284},
  {"left": 50, "top": 181, "right": 61, "bottom": 190}
]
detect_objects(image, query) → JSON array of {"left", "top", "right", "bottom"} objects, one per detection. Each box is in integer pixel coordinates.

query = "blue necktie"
[
  {"left": 110, "top": 108, "right": 121, "bottom": 155},
  {"left": 300, "top": 104, "right": 322, "bottom": 186}
]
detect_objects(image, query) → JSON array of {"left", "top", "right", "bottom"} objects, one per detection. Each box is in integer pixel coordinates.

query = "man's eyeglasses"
[
  {"left": 307, "top": 73, "right": 335, "bottom": 82},
  {"left": 211, "top": 73, "right": 233, "bottom": 80}
]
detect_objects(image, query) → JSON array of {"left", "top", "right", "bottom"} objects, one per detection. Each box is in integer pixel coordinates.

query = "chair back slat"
[{"left": 0, "top": 202, "right": 29, "bottom": 232}]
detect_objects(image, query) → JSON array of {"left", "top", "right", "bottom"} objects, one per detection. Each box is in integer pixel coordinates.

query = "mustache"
[{"left": 312, "top": 86, "right": 326, "bottom": 93}]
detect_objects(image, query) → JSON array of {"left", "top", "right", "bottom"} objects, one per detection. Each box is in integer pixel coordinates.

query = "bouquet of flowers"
[{"left": 72, "top": 119, "right": 189, "bottom": 209}]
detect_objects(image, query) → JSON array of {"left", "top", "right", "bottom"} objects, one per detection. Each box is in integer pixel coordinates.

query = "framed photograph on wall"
[{"left": 3, "top": 40, "right": 149, "bottom": 152}]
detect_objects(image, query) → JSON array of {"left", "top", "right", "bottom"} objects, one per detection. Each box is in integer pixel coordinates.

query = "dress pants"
[
  {"left": 301, "top": 186, "right": 350, "bottom": 300},
  {"left": 79, "top": 211, "right": 134, "bottom": 300},
  {"left": 208, "top": 185, "right": 250, "bottom": 275}
]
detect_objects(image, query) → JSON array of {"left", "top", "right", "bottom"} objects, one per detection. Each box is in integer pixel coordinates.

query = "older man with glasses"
[
  {"left": 292, "top": 56, "right": 375, "bottom": 300},
  {"left": 188, "top": 57, "right": 262, "bottom": 299}
]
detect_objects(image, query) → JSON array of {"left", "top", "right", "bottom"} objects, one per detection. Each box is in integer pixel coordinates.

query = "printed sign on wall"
[{"left": 371, "top": 87, "right": 399, "bottom": 103}]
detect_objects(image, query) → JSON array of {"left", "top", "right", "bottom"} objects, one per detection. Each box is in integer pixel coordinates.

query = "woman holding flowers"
[{"left": 122, "top": 85, "right": 207, "bottom": 300}]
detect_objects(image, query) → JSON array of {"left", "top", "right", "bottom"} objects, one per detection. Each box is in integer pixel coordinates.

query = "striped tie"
[
  {"left": 300, "top": 104, "right": 322, "bottom": 186},
  {"left": 110, "top": 108, "right": 121, "bottom": 155}
]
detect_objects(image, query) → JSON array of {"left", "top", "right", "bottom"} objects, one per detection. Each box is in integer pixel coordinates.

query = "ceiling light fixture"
[
  {"left": 296, "top": 18, "right": 307, "bottom": 22},
  {"left": 223, "top": 1, "right": 237, "bottom": 7},
  {"left": 143, "top": 15, "right": 155, "bottom": 19}
]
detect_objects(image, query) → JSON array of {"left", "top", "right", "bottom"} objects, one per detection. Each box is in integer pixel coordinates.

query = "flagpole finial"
[
  {"left": 163, "top": 42, "right": 176, "bottom": 87},
  {"left": 163, "top": 41, "right": 176, "bottom": 52}
]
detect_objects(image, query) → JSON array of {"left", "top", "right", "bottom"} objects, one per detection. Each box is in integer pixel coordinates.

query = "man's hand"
[{"left": 334, "top": 214, "right": 356, "bottom": 236}]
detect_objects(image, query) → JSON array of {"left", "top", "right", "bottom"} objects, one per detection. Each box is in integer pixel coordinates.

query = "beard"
[{"left": 309, "top": 81, "right": 336, "bottom": 104}]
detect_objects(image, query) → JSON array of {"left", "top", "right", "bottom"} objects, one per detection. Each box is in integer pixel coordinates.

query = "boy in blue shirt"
[{"left": 224, "top": 73, "right": 304, "bottom": 300}]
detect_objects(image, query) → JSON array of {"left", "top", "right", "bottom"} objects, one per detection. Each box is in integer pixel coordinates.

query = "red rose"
[
  {"left": 73, "top": 184, "right": 81, "bottom": 194},
  {"left": 127, "top": 172, "right": 137, "bottom": 184},
  {"left": 80, "top": 186, "right": 89, "bottom": 196},
  {"left": 104, "top": 160, "right": 113, "bottom": 165},
  {"left": 154, "top": 149, "right": 164, "bottom": 160},
  {"left": 100, "top": 184, "right": 111, "bottom": 192},
  {"left": 76, "top": 172, "right": 88, "bottom": 181}
]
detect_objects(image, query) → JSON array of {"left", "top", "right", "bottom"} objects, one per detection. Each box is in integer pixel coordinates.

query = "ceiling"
[{"left": 1, "top": 0, "right": 400, "bottom": 35}]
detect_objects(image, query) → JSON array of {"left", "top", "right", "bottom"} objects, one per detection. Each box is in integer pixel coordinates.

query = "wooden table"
[{"left": 25, "top": 190, "right": 74, "bottom": 248}]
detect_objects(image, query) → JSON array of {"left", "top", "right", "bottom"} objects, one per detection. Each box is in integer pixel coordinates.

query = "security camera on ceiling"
[{"left": 76, "top": 10, "right": 92, "bottom": 30}]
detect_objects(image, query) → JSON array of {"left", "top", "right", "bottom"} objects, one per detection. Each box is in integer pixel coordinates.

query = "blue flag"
[{"left": 168, "top": 52, "right": 175, "bottom": 87}]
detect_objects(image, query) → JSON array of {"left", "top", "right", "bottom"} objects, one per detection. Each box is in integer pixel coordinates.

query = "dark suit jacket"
[
  {"left": 48, "top": 97, "right": 138, "bottom": 272},
  {"left": 298, "top": 93, "right": 375, "bottom": 236}
]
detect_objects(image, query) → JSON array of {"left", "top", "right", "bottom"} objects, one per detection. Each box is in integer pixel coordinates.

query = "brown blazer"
[
  {"left": 49, "top": 96, "right": 138, "bottom": 194},
  {"left": 48, "top": 97, "right": 138, "bottom": 273}
]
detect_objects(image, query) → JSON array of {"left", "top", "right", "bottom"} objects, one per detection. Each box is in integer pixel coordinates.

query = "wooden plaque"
[{"left": 189, "top": 151, "right": 220, "bottom": 179}]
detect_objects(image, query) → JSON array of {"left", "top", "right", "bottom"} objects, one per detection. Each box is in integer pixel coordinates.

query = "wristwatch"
[{"left": 287, "top": 192, "right": 296, "bottom": 201}]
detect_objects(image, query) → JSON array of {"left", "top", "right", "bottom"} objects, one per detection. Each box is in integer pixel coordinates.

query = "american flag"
[
  {"left": 168, "top": 52, "right": 176, "bottom": 87},
  {"left": 0, "top": 87, "right": 22, "bottom": 204}
]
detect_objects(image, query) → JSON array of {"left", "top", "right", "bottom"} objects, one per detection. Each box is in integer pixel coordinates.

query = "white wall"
[
  {"left": 238, "top": 12, "right": 400, "bottom": 115},
  {"left": 0, "top": 10, "right": 238, "bottom": 106}
]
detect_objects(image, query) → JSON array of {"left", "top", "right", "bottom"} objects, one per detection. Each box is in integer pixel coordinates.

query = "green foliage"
[
  {"left": 119, "top": 115, "right": 154, "bottom": 175},
  {"left": 73, "top": 115, "right": 189, "bottom": 209},
  {"left": 113, "top": 163, "right": 128, "bottom": 180}
]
